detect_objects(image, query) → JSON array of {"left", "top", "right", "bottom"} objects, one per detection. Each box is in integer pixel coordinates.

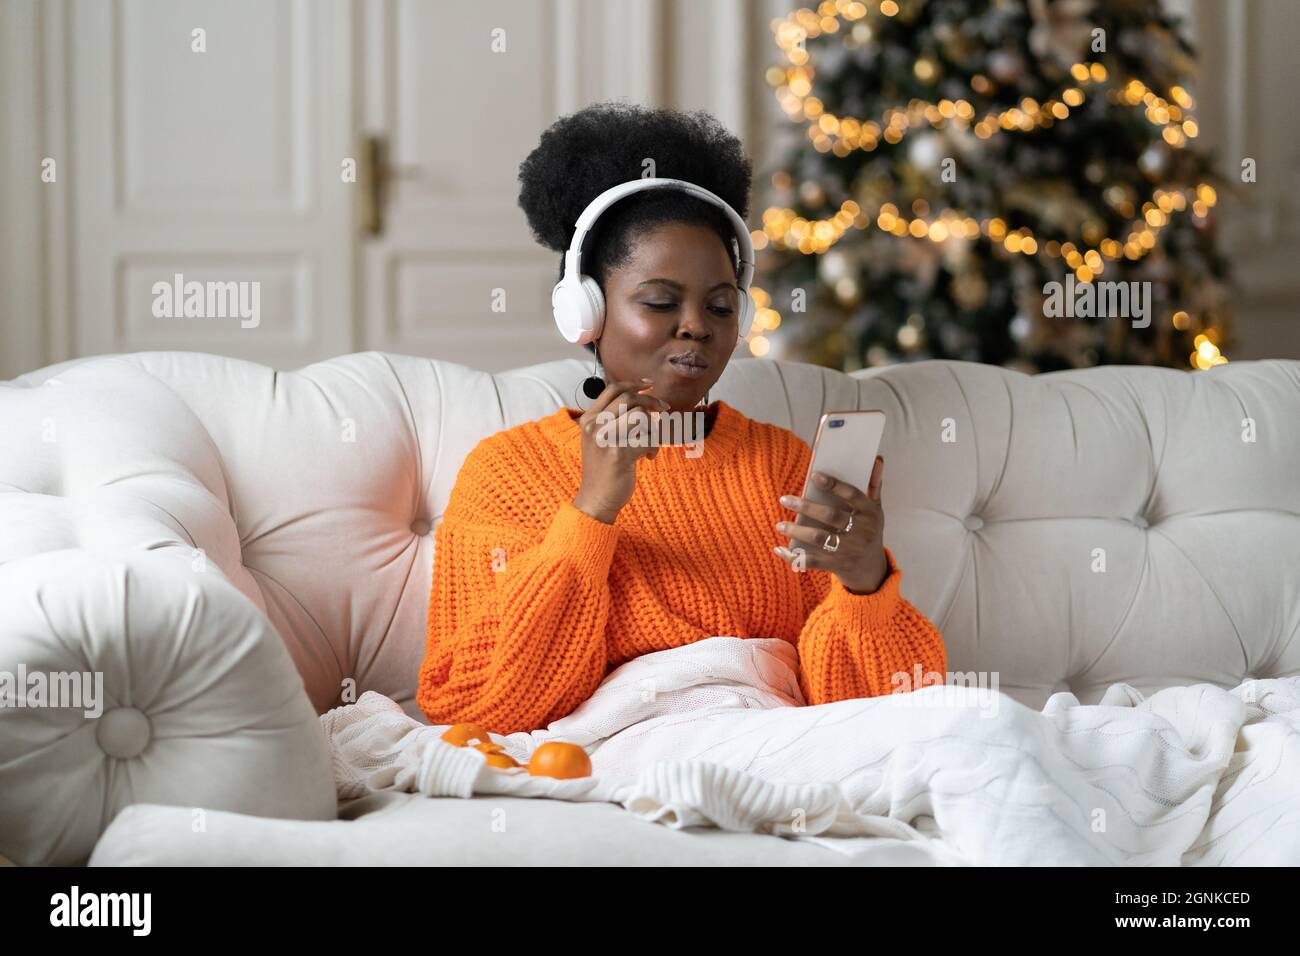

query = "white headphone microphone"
[{"left": 551, "top": 177, "right": 756, "bottom": 348}]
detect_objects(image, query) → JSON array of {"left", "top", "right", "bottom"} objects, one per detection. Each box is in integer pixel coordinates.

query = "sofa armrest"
[{"left": 0, "top": 550, "right": 336, "bottom": 866}]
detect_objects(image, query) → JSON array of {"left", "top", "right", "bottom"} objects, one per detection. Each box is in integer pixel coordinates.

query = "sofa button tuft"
[
  {"left": 410, "top": 519, "right": 432, "bottom": 536},
  {"left": 1133, "top": 515, "right": 1149, "bottom": 529},
  {"left": 95, "top": 707, "right": 152, "bottom": 760},
  {"left": 963, "top": 514, "right": 984, "bottom": 531}
]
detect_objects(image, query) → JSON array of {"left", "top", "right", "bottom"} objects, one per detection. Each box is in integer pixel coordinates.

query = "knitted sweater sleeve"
[
  {"left": 416, "top": 441, "right": 619, "bottom": 735},
  {"left": 779, "top": 433, "right": 948, "bottom": 705}
]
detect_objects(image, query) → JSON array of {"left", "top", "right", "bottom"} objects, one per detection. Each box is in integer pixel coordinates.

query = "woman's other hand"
[
  {"left": 572, "top": 379, "right": 670, "bottom": 524},
  {"left": 774, "top": 455, "right": 889, "bottom": 595}
]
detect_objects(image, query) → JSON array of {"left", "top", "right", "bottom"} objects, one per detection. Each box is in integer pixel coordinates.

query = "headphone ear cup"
[
  {"left": 579, "top": 275, "right": 605, "bottom": 342},
  {"left": 737, "top": 290, "right": 755, "bottom": 342},
  {"left": 553, "top": 276, "right": 604, "bottom": 345}
]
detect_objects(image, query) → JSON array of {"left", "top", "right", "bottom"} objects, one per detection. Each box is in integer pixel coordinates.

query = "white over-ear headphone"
[{"left": 551, "top": 177, "right": 756, "bottom": 347}]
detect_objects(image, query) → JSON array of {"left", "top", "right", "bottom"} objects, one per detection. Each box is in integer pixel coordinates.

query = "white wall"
[
  {"left": 1, "top": 0, "right": 53, "bottom": 378},
  {"left": 1188, "top": 0, "right": 1300, "bottom": 358}
]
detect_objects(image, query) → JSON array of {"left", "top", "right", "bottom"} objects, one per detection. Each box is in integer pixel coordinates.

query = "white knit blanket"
[{"left": 320, "top": 636, "right": 1300, "bottom": 865}]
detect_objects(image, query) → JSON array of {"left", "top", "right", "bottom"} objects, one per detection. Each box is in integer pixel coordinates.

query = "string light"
[
  {"left": 759, "top": 183, "right": 1215, "bottom": 269},
  {"left": 1192, "top": 334, "right": 1228, "bottom": 368}
]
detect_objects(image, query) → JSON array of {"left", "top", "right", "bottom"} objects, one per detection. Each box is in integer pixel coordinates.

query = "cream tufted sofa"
[{"left": 2, "top": 351, "right": 1298, "bottom": 866}]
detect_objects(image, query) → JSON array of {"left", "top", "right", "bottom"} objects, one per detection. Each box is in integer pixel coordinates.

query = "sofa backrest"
[{"left": 5, "top": 351, "right": 1298, "bottom": 718}]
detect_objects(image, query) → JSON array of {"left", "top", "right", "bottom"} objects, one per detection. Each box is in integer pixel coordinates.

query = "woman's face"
[{"left": 596, "top": 221, "right": 739, "bottom": 413}]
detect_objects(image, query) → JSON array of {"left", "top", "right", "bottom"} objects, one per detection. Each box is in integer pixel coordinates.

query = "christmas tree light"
[{"left": 749, "top": 0, "right": 1233, "bottom": 372}]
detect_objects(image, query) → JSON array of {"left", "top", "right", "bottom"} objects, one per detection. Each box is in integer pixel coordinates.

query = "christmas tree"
[{"left": 748, "top": 0, "right": 1233, "bottom": 373}]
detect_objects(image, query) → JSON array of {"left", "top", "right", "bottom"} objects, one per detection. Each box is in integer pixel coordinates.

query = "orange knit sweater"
[{"left": 418, "top": 399, "right": 947, "bottom": 734}]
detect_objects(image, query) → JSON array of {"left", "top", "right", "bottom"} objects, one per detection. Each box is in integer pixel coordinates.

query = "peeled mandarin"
[
  {"left": 441, "top": 723, "right": 493, "bottom": 748},
  {"left": 474, "top": 741, "right": 521, "bottom": 769}
]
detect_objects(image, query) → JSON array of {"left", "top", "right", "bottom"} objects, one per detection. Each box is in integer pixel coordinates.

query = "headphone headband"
[
  {"left": 563, "top": 178, "right": 755, "bottom": 294},
  {"left": 553, "top": 177, "right": 756, "bottom": 346}
]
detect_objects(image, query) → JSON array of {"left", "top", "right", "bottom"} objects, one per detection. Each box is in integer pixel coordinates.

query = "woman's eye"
[{"left": 643, "top": 302, "right": 732, "bottom": 315}]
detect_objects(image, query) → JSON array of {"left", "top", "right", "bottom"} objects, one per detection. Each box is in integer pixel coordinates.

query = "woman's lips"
[{"left": 666, "top": 356, "right": 710, "bottom": 378}]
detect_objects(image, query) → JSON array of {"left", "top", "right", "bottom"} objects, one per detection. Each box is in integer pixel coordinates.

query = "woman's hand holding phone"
[
  {"left": 774, "top": 455, "right": 889, "bottom": 595},
  {"left": 572, "top": 378, "right": 670, "bottom": 524}
]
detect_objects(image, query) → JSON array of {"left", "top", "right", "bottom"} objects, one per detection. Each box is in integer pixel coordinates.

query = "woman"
[{"left": 417, "top": 102, "right": 946, "bottom": 734}]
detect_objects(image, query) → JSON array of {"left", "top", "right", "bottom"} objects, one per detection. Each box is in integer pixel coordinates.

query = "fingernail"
[
  {"left": 813, "top": 472, "right": 830, "bottom": 486},
  {"left": 779, "top": 495, "right": 795, "bottom": 506},
  {"left": 641, "top": 377, "right": 654, "bottom": 383}
]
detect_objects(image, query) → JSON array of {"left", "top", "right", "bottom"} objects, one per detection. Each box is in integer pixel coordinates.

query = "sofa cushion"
[
  {"left": 88, "top": 792, "right": 947, "bottom": 866},
  {"left": 0, "top": 551, "right": 336, "bottom": 865}
]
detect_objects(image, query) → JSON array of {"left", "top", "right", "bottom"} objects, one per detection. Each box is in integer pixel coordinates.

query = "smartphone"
[{"left": 788, "top": 410, "right": 886, "bottom": 549}]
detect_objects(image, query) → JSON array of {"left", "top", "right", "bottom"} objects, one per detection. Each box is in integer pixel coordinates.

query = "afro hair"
[{"left": 517, "top": 101, "right": 753, "bottom": 351}]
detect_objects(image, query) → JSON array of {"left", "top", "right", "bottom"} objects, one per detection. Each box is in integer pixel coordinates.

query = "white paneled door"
[
  {"left": 355, "top": 0, "right": 669, "bottom": 371},
  {"left": 64, "top": 0, "right": 355, "bottom": 367}
]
